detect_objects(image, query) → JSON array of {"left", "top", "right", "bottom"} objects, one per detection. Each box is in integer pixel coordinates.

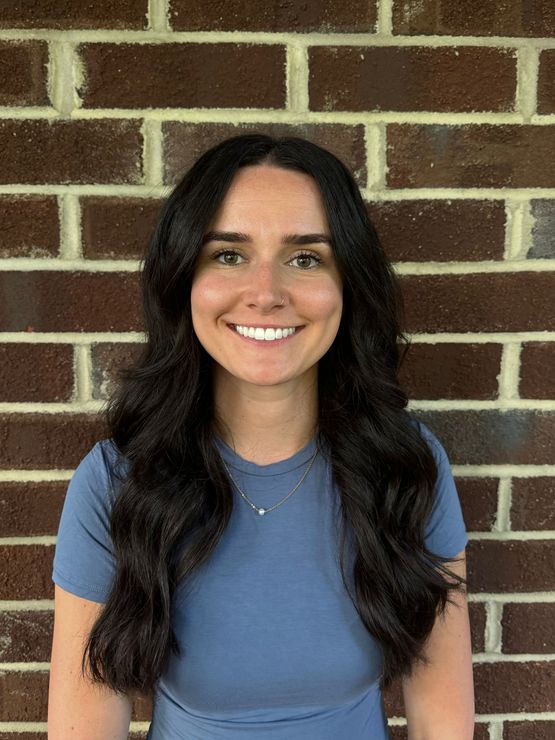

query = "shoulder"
[{"left": 409, "top": 417, "right": 449, "bottom": 465}]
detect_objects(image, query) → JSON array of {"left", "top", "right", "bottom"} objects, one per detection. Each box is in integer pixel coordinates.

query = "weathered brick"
[
  {"left": 163, "top": 122, "right": 368, "bottom": 187},
  {"left": 538, "top": 50, "right": 555, "bottom": 114},
  {"left": 0, "top": 609, "right": 53, "bottom": 661},
  {"left": 502, "top": 603, "right": 555, "bottom": 653},
  {"left": 520, "top": 342, "right": 555, "bottom": 398},
  {"left": 392, "top": 0, "right": 555, "bottom": 37},
  {"left": 0, "top": 196, "right": 59, "bottom": 258},
  {"left": 387, "top": 124, "right": 555, "bottom": 188},
  {"left": 0, "top": 272, "right": 141, "bottom": 332},
  {"left": 529, "top": 200, "right": 555, "bottom": 259},
  {"left": 467, "top": 541, "right": 555, "bottom": 592},
  {"left": 0, "top": 481, "right": 65, "bottom": 537},
  {"left": 309, "top": 46, "right": 516, "bottom": 113},
  {"left": 0, "top": 413, "right": 106, "bottom": 469},
  {"left": 399, "top": 342, "right": 501, "bottom": 399},
  {"left": 79, "top": 43, "right": 286, "bottom": 109},
  {"left": 0, "top": 0, "right": 148, "bottom": 29},
  {"left": 0, "top": 344, "right": 73, "bottom": 402},
  {"left": 413, "top": 409, "right": 555, "bottom": 465},
  {"left": 0, "top": 40, "right": 49, "bottom": 106},
  {"left": 367, "top": 199, "right": 506, "bottom": 262},
  {"left": 81, "top": 197, "right": 163, "bottom": 259},
  {"left": 0, "top": 120, "right": 143, "bottom": 185},
  {"left": 473, "top": 662, "right": 555, "bottom": 713},
  {"left": 401, "top": 272, "right": 555, "bottom": 332},
  {"left": 170, "top": 0, "right": 378, "bottom": 32},
  {"left": 511, "top": 477, "right": 555, "bottom": 530},
  {"left": 505, "top": 721, "right": 555, "bottom": 739},
  {"left": 90, "top": 342, "right": 143, "bottom": 400}
]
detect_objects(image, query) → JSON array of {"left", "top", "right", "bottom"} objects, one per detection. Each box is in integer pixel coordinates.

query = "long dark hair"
[{"left": 82, "top": 133, "right": 466, "bottom": 697}]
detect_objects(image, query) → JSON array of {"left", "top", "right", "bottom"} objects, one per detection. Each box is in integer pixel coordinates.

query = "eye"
[{"left": 211, "top": 249, "right": 323, "bottom": 270}]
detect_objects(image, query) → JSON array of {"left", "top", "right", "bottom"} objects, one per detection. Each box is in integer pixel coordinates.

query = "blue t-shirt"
[{"left": 52, "top": 420, "right": 468, "bottom": 739}]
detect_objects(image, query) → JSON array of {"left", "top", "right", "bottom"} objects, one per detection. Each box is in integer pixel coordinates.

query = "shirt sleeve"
[
  {"left": 418, "top": 421, "right": 469, "bottom": 560},
  {"left": 52, "top": 440, "right": 118, "bottom": 603}
]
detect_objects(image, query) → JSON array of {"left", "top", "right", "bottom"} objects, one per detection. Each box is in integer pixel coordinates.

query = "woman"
[{"left": 49, "top": 134, "right": 474, "bottom": 739}]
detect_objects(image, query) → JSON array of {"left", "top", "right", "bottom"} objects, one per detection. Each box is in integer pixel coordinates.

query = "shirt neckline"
[{"left": 213, "top": 434, "right": 319, "bottom": 476}]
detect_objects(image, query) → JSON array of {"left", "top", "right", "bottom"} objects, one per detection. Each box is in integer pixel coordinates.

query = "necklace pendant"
[{"left": 258, "top": 508, "right": 266, "bottom": 515}]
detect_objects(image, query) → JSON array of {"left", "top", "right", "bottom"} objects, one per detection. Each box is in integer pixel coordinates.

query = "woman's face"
[{"left": 190, "top": 164, "right": 343, "bottom": 391}]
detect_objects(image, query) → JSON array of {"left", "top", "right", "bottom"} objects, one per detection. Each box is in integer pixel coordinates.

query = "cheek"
[
  {"left": 190, "top": 274, "right": 229, "bottom": 315},
  {"left": 303, "top": 280, "right": 343, "bottom": 318}
]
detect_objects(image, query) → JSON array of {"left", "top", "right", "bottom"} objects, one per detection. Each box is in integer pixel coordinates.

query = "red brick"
[
  {"left": 502, "top": 603, "right": 555, "bottom": 653},
  {"left": 367, "top": 199, "right": 506, "bottom": 262},
  {"left": 0, "top": 481, "right": 65, "bottom": 537},
  {"left": 0, "top": 344, "right": 74, "bottom": 402},
  {"left": 0, "top": 40, "right": 49, "bottom": 106},
  {"left": 0, "top": 610, "right": 53, "bottom": 661},
  {"left": 170, "top": 0, "right": 378, "bottom": 32},
  {"left": 79, "top": 43, "right": 286, "bottom": 109},
  {"left": 0, "top": 413, "right": 106, "bottom": 469},
  {"left": 530, "top": 199, "right": 555, "bottom": 259},
  {"left": 469, "top": 602, "right": 487, "bottom": 652},
  {"left": 520, "top": 342, "right": 555, "bottom": 398},
  {"left": 0, "top": 271, "right": 141, "bottom": 332},
  {"left": 401, "top": 272, "right": 555, "bottom": 333},
  {"left": 414, "top": 410, "right": 555, "bottom": 465},
  {"left": 90, "top": 342, "right": 143, "bottom": 400},
  {"left": 0, "top": 120, "right": 143, "bottom": 185},
  {"left": 81, "top": 197, "right": 162, "bottom": 259},
  {"left": 538, "top": 50, "right": 555, "bottom": 114},
  {"left": 473, "top": 661, "right": 555, "bottom": 713},
  {"left": 0, "top": 0, "right": 148, "bottom": 29},
  {"left": 0, "top": 196, "right": 59, "bottom": 258},
  {"left": 387, "top": 124, "right": 555, "bottom": 188},
  {"left": 392, "top": 0, "right": 555, "bottom": 37},
  {"left": 471, "top": 540, "right": 555, "bottom": 593},
  {"left": 399, "top": 342, "right": 501, "bottom": 399},
  {"left": 163, "top": 122, "right": 368, "bottom": 187},
  {"left": 456, "top": 478, "right": 498, "bottom": 533},
  {"left": 511, "top": 477, "right": 555, "bottom": 530},
  {"left": 505, "top": 721, "right": 555, "bottom": 739},
  {"left": 309, "top": 46, "right": 515, "bottom": 113}
]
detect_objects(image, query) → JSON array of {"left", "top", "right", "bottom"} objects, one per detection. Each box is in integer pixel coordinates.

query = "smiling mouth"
[{"left": 227, "top": 323, "right": 305, "bottom": 345}]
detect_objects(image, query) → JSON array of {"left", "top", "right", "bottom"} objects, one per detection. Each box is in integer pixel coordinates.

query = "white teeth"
[{"left": 234, "top": 325, "right": 297, "bottom": 341}]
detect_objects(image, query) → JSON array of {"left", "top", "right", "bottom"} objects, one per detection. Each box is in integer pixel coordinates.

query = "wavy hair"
[{"left": 82, "top": 133, "right": 466, "bottom": 697}]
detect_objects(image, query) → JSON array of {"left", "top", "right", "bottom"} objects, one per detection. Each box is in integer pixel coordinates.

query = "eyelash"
[{"left": 210, "top": 249, "right": 323, "bottom": 270}]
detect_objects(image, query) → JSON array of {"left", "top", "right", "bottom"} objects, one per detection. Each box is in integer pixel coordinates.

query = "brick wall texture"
[{"left": 0, "top": 1, "right": 554, "bottom": 737}]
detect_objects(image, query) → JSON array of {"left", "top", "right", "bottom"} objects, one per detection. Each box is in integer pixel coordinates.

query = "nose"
[{"left": 243, "top": 262, "right": 287, "bottom": 311}]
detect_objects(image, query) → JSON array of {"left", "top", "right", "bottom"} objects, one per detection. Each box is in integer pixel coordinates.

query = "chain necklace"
[{"left": 220, "top": 444, "right": 319, "bottom": 516}]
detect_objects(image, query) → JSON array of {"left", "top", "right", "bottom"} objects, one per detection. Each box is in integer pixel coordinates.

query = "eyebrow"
[{"left": 201, "top": 230, "right": 332, "bottom": 247}]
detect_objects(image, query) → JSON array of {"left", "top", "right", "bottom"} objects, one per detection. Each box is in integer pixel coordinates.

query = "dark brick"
[
  {"left": 81, "top": 197, "right": 162, "bottom": 259},
  {"left": 367, "top": 199, "right": 506, "bottom": 262},
  {"left": 520, "top": 342, "right": 555, "bottom": 398},
  {"left": 473, "top": 662, "right": 555, "bottom": 713},
  {"left": 503, "top": 603, "right": 555, "bottom": 653},
  {"left": 170, "top": 0, "right": 378, "bottom": 32},
  {"left": 511, "top": 477, "right": 555, "bottom": 530},
  {"left": 529, "top": 200, "right": 555, "bottom": 259},
  {"left": 456, "top": 478, "right": 498, "bottom": 533},
  {"left": 0, "top": 0, "right": 148, "bottom": 29},
  {"left": 0, "top": 40, "right": 49, "bottom": 106},
  {"left": 467, "top": 541, "right": 555, "bottom": 593},
  {"left": 0, "top": 413, "right": 106, "bottom": 469},
  {"left": 0, "top": 196, "right": 59, "bottom": 258},
  {"left": 0, "top": 610, "right": 53, "bottom": 662},
  {"left": 399, "top": 342, "right": 502, "bottom": 399},
  {"left": 0, "top": 481, "right": 65, "bottom": 536},
  {"left": 90, "top": 342, "right": 143, "bottom": 400},
  {"left": 0, "top": 272, "right": 141, "bottom": 332},
  {"left": 469, "top": 602, "right": 486, "bottom": 653},
  {"left": 309, "top": 46, "right": 515, "bottom": 113},
  {"left": 505, "top": 721, "right": 555, "bottom": 739},
  {"left": 401, "top": 272, "right": 555, "bottom": 333},
  {"left": 538, "top": 50, "right": 555, "bottom": 114},
  {"left": 387, "top": 124, "right": 555, "bottom": 188},
  {"left": 0, "top": 120, "right": 143, "bottom": 185},
  {"left": 392, "top": 0, "right": 555, "bottom": 37},
  {"left": 0, "top": 344, "right": 73, "bottom": 402},
  {"left": 163, "top": 122, "right": 368, "bottom": 187},
  {"left": 413, "top": 409, "right": 555, "bottom": 465},
  {"left": 79, "top": 43, "right": 286, "bottom": 109}
]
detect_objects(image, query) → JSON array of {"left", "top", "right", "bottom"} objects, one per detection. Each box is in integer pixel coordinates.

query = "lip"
[{"left": 227, "top": 323, "right": 305, "bottom": 346}]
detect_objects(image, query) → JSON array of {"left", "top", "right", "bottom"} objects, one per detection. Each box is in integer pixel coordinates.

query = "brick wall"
[{"left": 0, "top": 1, "right": 554, "bottom": 738}]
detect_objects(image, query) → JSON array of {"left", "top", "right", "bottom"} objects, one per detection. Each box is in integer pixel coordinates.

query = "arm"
[
  {"left": 401, "top": 549, "right": 475, "bottom": 740},
  {"left": 48, "top": 584, "right": 132, "bottom": 739}
]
